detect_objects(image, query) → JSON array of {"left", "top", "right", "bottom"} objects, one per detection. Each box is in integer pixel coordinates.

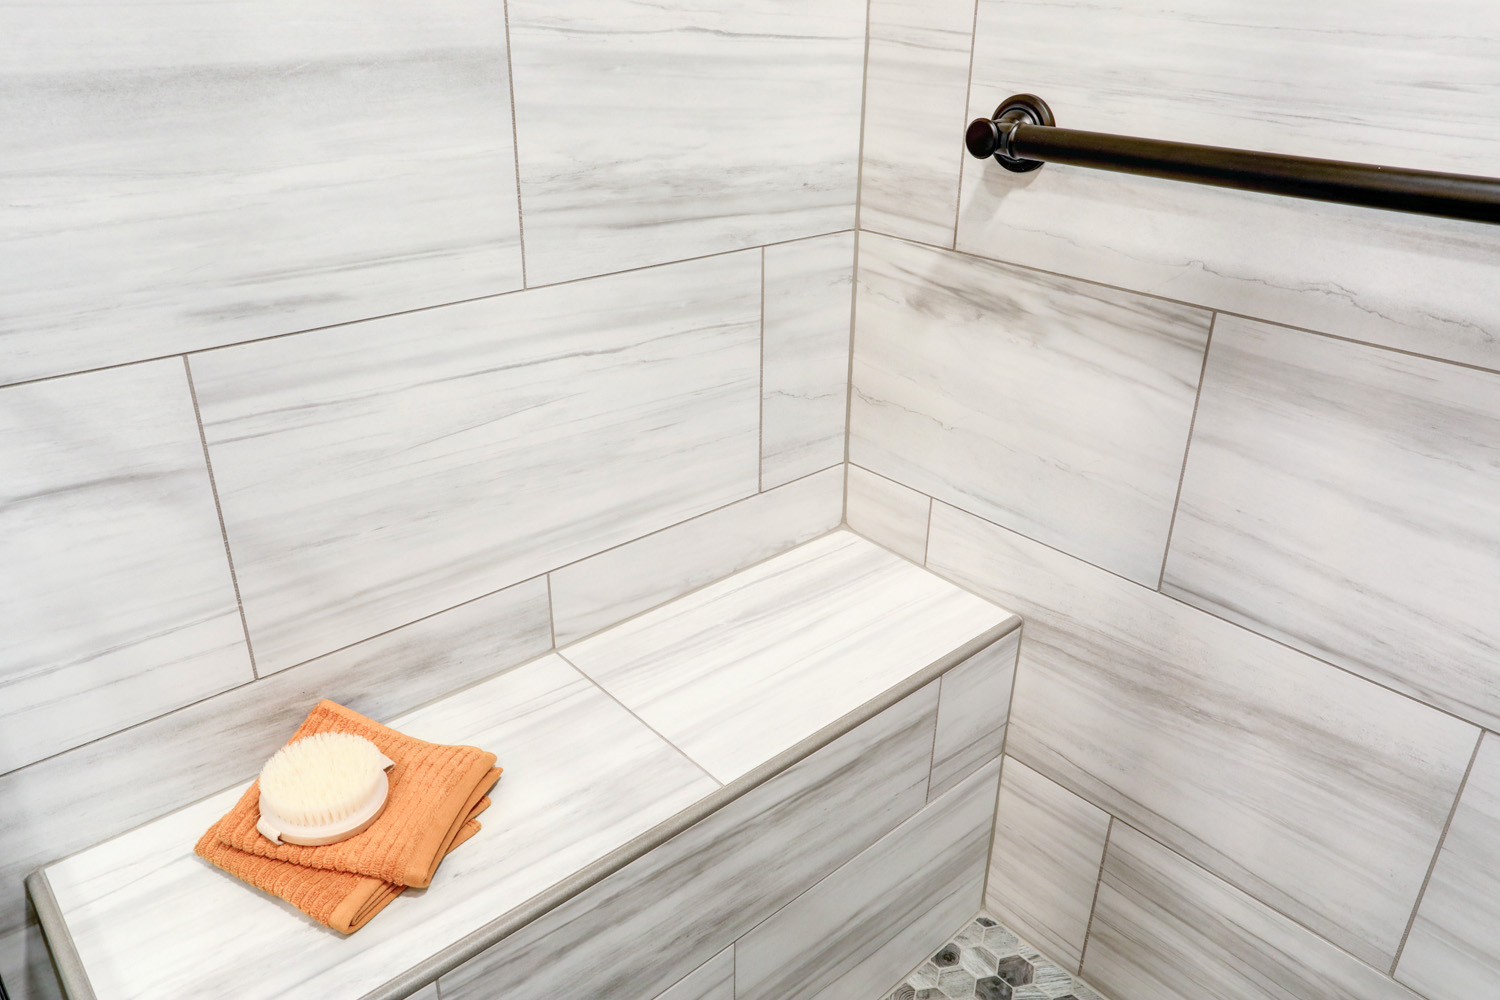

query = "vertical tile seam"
[
  {"left": 926, "top": 671, "right": 946, "bottom": 802},
  {"left": 843, "top": 0, "right": 874, "bottom": 523},
  {"left": 1156, "top": 310, "right": 1217, "bottom": 591},
  {"left": 545, "top": 573, "right": 558, "bottom": 650},
  {"left": 501, "top": 0, "right": 528, "bottom": 288},
  {"left": 759, "top": 246, "right": 767, "bottom": 494},
  {"left": 181, "top": 355, "right": 259, "bottom": 678},
  {"left": 1390, "top": 728, "right": 1487, "bottom": 975},
  {"left": 981, "top": 627, "right": 1023, "bottom": 908},
  {"left": 922, "top": 495, "right": 935, "bottom": 566},
  {"left": 949, "top": 0, "right": 982, "bottom": 249},
  {"left": 1075, "top": 814, "right": 1114, "bottom": 976},
  {"left": 978, "top": 747, "right": 1008, "bottom": 907}
]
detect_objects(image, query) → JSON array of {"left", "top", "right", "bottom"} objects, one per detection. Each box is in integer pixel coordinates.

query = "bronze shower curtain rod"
[{"left": 965, "top": 94, "right": 1500, "bottom": 225}]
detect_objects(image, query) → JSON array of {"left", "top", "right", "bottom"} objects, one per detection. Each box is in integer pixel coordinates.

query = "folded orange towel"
[
  {"left": 195, "top": 796, "right": 491, "bottom": 933},
  {"left": 195, "top": 699, "right": 502, "bottom": 933}
]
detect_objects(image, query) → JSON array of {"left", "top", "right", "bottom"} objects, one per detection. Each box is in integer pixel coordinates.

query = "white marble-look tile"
[
  {"left": 655, "top": 947, "right": 734, "bottom": 1000},
  {"left": 45, "top": 654, "right": 719, "bottom": 1000},
  {"left": 860, "top": 0, "right": 977, "bottom": 245},
  {"left": 564, "top": 530, "right": 1012, "bottom": 782},
  {"left": 1163, "top": 317, "right": 1500, "bottom": 730},
  {"left": 929, "top": 631, "right": 1017, "bottom": 799},
  {"left": 737, "top": 762, "right": 998, "bottom": 1000},
  {"left": 506, "top": 0, "right": 865, "bottom": 285},
  {"left": 0, "top": 1, "right": 522, "bottom": 386},
  {"left": 0, "top": 919, "right": 63, "bottom": 1000},
  {"left": 440, "top": 683, "right": 940, "bottom": 1000},
  {"left": 408, "top": 984, "right": 438, "bottom": 1000},
  {"left": 551, "top": 466, "right": 842, "bottom": 646},
  {"left": 1086, "top": 824, "right": 1426, "bottom": 1000},
  {"left": 192, "top": 252, "right": 762, "bottom": 673},
  {"left": 957, "top": 0, "right": 1500, "bottom": 370},
  {"left": 0, "top": 579, "right": 549, "bottom": 943},
  {"left": 761, "top": 233, "right": 855, "bottom": 489},
  {"left": 925, "top": 502, "right": 1480, "bottom": 968},
  {"left": 845, "top": 464, "right": 932, "bottom": 564},
  {"left": 1398, "top": 733, "right": 1500, "bottom": 999},
  {"left": 851, "top": 233, "right": 1211, "bottom": 585},
  {"left": 0, "top": 361, "right": 252, "bottom": 774},
  {"left": 985, "top": 757, "right": 1111, "bottom": 973}
]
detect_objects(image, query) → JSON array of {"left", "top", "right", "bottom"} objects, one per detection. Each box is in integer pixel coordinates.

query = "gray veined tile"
[
  {"left": 850, "top": 233, "right": 1211, "bottom": 585},
  {"left": 0, "top": 919, "right": 64, "bottom": 1000},
  {"left": 957, "top": 0, "right": 1500, "bottom": 370},
  {"left": 1085, "top": 824, "right": 1425, "bottom": 1000},
  {"left": 1397, "top": 732, "right": 1500, "bottom": 1000},
  {"left": 506, "top": 0, "right": 865, "bottom": 285},
  {"left": 550, "top": 466, "right": 843, "bottom": 646},
  {"left": 0, "top": 361, "right": 252, "bottom": 775},
  {"left": 192, "top": 252, "right": 762, "bottom": 674},
  {"left": 0, "top": 578, "right": 550, "bottom": 944},
  {"left": 44, "top": 654, "right": 720, "bottom": 1000},
  {"left": 736, "top": 762, "right": 999, "bottom": 1000},
  {"left": 845, "top": 465, "right": 933, "bottom": 564},
  {"left": 861, "top": 0, "right": 978, "bottom": 245},
  {"left": 655, "top": 948, "right": 734, "bottom": 1000},
  {"left": 563, "top": 530, "right": 1010, "bottom": 783},
  {"left": 0, "top": 1, "right": 522, "bottom": 385},
  {"left": 929, "top": 631, "right": 1017, "bottom": 799},
  {"left": 985, "top": 757, "right": 1111, "bottom": 974},
  {"left": 925, "top": 502, "right": 1480, "bottom": 968},
  {"left": 1163, "top": 316, "right": 1500, "bottom": 730},
  {"left": 440, "top": 682, "right": 942, "bottom": 1000},
  {"left": 760, "top": 233, "right": 855, "bottom": 490}
]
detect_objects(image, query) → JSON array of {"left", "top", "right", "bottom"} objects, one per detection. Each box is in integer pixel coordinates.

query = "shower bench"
[{"left": 28, "top": 529, "right": 1021, "bottom": 1000}]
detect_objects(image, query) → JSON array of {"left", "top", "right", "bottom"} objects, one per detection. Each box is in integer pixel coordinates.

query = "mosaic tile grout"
[{"left": 878, "top": 912, "right": 1110, "bottom": 1000}]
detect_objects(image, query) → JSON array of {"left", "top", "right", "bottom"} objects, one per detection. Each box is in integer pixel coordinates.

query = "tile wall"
[
  {"left": 0, "top": 2, "right": 863, "bottom": 996},
  {"left": 853, "top": 2, "right": 1500, "bottom": 999}
]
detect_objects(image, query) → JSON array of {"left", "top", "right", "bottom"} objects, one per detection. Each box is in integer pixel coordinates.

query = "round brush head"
[{"left": 255, "top": 732, "right": 395, "bottom": 846}]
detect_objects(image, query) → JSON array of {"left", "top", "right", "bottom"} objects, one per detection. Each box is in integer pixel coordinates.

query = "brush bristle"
[{"left": 258, "top": 732, "right": 386, "bottom": 828}]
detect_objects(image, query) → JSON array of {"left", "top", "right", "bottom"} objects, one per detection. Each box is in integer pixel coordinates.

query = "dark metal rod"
[{"left": 966, "top": 94, "right": 1500, "bottom": 226}]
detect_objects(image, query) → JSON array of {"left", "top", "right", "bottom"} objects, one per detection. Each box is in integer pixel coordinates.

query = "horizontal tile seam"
[
  {"left": 0, "top": 230, "right": 859, "bottom": 392},
  {"left": 854, "top": 228, "right": 1500, "bottom": 380},
  {"left": 921, "top": 495, "right": 1489, "bottom": 734}
]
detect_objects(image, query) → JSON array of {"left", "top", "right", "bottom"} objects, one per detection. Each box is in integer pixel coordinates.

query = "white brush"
[{"left": 255, "top": 732, "right": 395, "bottom": 846}]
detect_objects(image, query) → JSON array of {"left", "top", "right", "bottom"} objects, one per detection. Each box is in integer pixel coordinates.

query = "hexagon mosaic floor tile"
[{"left": 879, "top": 914, "right": 1109, "bottom": 1000}]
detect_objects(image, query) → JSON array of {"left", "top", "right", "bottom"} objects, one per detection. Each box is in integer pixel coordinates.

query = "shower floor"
[{"left": 878, "top": 913, "right": 1109, "bottom": 1000}]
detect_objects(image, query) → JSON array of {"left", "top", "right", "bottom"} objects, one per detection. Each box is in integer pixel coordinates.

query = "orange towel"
[{"left": 195, "top": 699, "right": 502, "bottom": 933}]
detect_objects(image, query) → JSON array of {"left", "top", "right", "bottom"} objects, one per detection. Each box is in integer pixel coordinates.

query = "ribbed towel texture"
[{"left": 195, "top": 699, "right": 501, "bottom": 933}]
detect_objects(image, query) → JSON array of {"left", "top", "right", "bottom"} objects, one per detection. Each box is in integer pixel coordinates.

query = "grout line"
[
  {"left": 544, "top": 573, "right": 557, "bottom": 650},
  {"left": 921, "top": 492, "right": 1489, "bottom": 735},
  {"left": 923, "top": 495, "right": 935, "bottom": 566},
  {"left": 856, "top": 228, "right": 1500, "bottom": 380},
  {"left": 924, "top": 673, "right": 944, "bottom": 801},
  {"left": 556, "top": 650, "right": 724, "bottom": 789},
  {"left": 981, "top": 627, "right": 1024, "bottom": 910},
  {"left": 978, "top": 753, "right": 1007, "bottom": 905},
  {"left": 730, "top": 940, "right": 738, "bottom": 999},
  {"left": 843, "top": 0, "right": 873, "bottom": 513},
  {"left": 501, "top": 0, "right": 528, "bottom": 289},
  {"left": 0, "top": 231, "right": 857, "bottom": 393},
  {"left": 758, "top": 246, "right": 767, "bottom": 493},
  {"left": 181, "top": 356, "right": 259, "bottom": 678},
  {"left": 1077, "top": 816, "right": 1114, "bottom": 976},
  {"left": 1157, "top": 311, "right": 1217, "bottom": 590},
  {"left": 950, "top": 0, "right": 982, "bottom": 249},
  {"left": 433, "top": 974, "right": 442, "bottom": 1000},
  {"left": 1391, "top": 729, "right": 1486, "bottom": 975}
]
